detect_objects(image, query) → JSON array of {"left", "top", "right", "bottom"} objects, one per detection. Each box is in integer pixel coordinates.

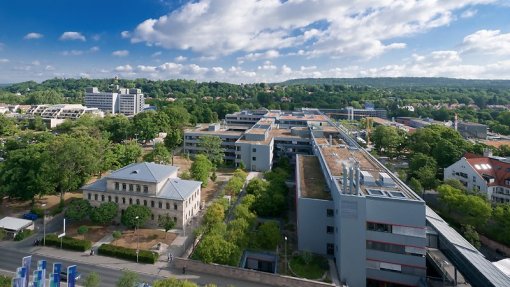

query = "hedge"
[
  {"left": 14, "top": 229, "right": 33, "bottom": 241},
  {"left": 44, "top": 234, "right": 92, "bottom": 251},
  {"left": 98, "top": 244, "right": 158, "bottom": 264}
]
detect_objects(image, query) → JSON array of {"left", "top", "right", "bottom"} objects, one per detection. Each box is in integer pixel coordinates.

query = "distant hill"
[
  {"left": 278, "top": 77, "right": 510, "bottom": 89},
  {"left": 0, "top": 83, "right": 12, "bottom": 88}
]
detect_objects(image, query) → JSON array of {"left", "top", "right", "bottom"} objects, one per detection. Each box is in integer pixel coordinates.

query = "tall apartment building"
[{"left": 84, "top": 87, "right": 144, "bottom": 116}]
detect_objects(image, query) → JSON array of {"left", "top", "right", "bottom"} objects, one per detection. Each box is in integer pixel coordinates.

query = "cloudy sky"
[{"left": 1, "top": 0, "right": 510, "bottom": 83}]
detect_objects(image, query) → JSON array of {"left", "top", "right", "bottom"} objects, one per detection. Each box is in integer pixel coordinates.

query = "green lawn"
[
  {"left": 0, "top": 275, "right": 11, "bottom": 287},
  {"left": 289, "top": 254, "right": 329, "bottom": 280}
]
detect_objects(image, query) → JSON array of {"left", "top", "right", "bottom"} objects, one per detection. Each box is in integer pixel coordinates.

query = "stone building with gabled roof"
[{"left": 82, "top": 162, "right": 201, "bottom": 228}]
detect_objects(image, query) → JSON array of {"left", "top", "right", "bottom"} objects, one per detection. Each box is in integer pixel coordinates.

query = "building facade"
[
  {"left": 82, "top": 162, "right": 201, "bottom": 228},
  {"left": 85, "top": 86, "right": 145, "bottom": 116},
  {"left": 444, "top": 150, "right": 510, "bottom": 203}
]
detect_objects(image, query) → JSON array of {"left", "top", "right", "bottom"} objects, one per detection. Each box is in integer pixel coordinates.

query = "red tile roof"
[{"left": 464, "top": 154, "right": 510, "bottom": 187}]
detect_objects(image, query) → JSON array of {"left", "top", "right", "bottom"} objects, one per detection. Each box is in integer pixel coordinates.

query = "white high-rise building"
[{"left": 84, "top": 86, "right": 144, "bottom": 116}]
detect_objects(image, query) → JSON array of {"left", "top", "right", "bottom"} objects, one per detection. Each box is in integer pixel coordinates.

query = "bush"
[
  {"left": 44, "top": 234, "right": 92, "bottom": 251},
  {"left": 0, "top": 228, "right": 6, "bottom": 241},
  {"left": 31, "top": 207, "right": 44, "bottom": 218},
  {"left": 50, "top": 204, "right": 65, "bottom": 216},
  {"left": 98, "top": 244, "right": 158, "bottom": 264},
  {"left": 14, "top": 229, "right": 33, "bottom": 241},
  {"left": 0, "top": 275, "right": 12, "bottom": 287}
]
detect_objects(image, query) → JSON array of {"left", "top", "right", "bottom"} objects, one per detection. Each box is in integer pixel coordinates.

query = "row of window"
[
  {"left": 114, "top": 182, "right": 149, "bottom": 193},
  {"left": 366, "top": 240, "right": 425, "bottom": 257},
  {"left": 366, "top": 259, "right": 426, "bottom": 276},
  {"left": 88, "top": 193, "right": 179, "bottom": 210},
  {"left": 366, "top": 222, "right": 426, "bottom": 238}
]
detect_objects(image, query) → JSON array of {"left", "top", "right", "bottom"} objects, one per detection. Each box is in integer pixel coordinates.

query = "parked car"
[
  {"left": 22, "top": 213, "right": 38, "bottom": 221},
  {"left": 60, "top": 271, "right": 81, "bottom": 282}
]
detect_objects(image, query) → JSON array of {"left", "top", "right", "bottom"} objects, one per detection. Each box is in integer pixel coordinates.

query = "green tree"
[
  {"left": 77, "top": 226, "right": 89, "bottom": 239},
  {"left": 254, "top": 221, "right": 280, "bottom": 250},
  {"left": 190, "top": 154, "right": 213, "bottom": 187},
  {"left": 444, "top": 179, "right": 466, "bottom": 191},
  {"left": 28, "top": 116, "right": 47, "bottom": 131},
  {"left": 224, "top": 176, "right": 244, "bottom": 196},
  {"left": 158, "top": 214, "right": 176, "bottom": 239},
  {"left": 132, "top": 111, "right": 165, "bottom": 142},
  {"left": 90, "top": 202, "right": 119, "bottom": 225},
  {"left": 83, "top": 272, "right": 100, "bottom": 287},
  {"left": 114, "top": 141, "right": 142, "bottom": 167},
  {"left": 144, "top": 143, "right": 171, "bottom": 164},
  {"left": 0, "top": 143, "right": 54, "bottom": 202},
  {"left": 0, "top": 228, "right": 6, "bottom": 240},
  {"left": 116, "top": 270, "right": 139, "bottom": 287},
  {"left": 492, "top": 205, "right": 510, "bottom": 244},
  {"left": 65, "top": 199, "right": 92, "bottom": 221},
  {"left": 198, "top": 136, "right": 224, "bottom": 166},
  {"left": 121, "top": 205, "right": 151, "bottom": 229},
  {"left": 408, "top": 177, "right": 424, "bottom": 195},
  {"left": 99, "top": 115, "right": 133, "bottom": 143},
  {"left": 438, "top": 184, "right": 491, "bottom": 228},
  {"left": 192, "top": 234, "right": 239, "bottom": 265},
  {"left": 226, "top": 218, "right": 250, "bottom": 247},
  {"left": 371, "top": 125, "right": 405, "bottom": 158},
  {"left": 203, "top": 202, "right": 225, "bottom": 227},
  {"left": 163, "top": 128, "right": 183, "bottom": 164},
  {"left": 461, "top": 224, "right": 480, "bottom": 249},
  {"left": 246, "top": 178, "right": 269, "bottom": 197},
  {"left": 112, "top": 230, "right": 122, "bottom": 245}
]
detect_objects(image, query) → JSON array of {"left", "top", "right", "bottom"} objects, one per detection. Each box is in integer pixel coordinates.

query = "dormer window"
[{"left": 131, "top": 170, "right": 139, "bottom": 174}]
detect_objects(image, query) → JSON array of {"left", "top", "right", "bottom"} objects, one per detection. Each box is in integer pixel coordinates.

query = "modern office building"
[
  {"left": 296, "top": 124, "right": 427, "bottom": 286},
  {"left": 457, "top": 121, "right": 488, "bottom": 139},
  {"left": 321, "top": 107, "right": 388, "bottom": 121},
  {"left": 24, "top": 104, "right": 104, "bottom": 127},
  {"left": 85, "top": 86, "right": 145, "bottom": 116},
  {"left": 82, "top": 162, "right": 201, "bottom": 229}
]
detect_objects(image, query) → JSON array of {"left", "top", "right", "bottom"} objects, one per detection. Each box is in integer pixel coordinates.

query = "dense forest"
[{"left": 2, "top": 77, "right": 510, "bottom": 134}]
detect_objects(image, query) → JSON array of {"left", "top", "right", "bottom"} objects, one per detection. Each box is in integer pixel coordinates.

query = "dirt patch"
[
  {"left": 112, "top": 229, "right": 177, "bottom": 250},
  {"left": 66, "top": 221, "right": 117, "bottom": 243},
  {"left": 0, "top": 193, "right": 83, "bottom": 218},
  {"left": 172, "top": 155, "right": 193, "bottom": 175}
]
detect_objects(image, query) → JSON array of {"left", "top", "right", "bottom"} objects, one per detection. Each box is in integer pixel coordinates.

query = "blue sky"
[{"left": 1, "top": 0, "right": 510, "bottom": 83}]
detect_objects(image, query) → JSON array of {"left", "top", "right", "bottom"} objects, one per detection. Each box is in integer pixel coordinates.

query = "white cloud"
[
  {"left": 137, "top": 65, "right": 157, "bottom": 72},
  {"left": 60, "top": 32, "right": 86, "bottom": 41},
  {"left": 121, "top": 31, "right": 131, "bottom": 39},
  {"left": 461, "top": 9, "right": 478, "bottom": 18},
  {"left": 90, "top": 46, "right": 100, "bottom": 52},
  {"left": 62, "top": 50, "right": 84, "bottom": 56},
  {"left": 257, "top": 61, "right": 277, "bottom": 71},
  {"left": 129, "top": 0, "right": 494, "bottom": 59},
  {"left": 238, "top": 50, "right": 280, "bottom": 63},
  {"left": 460, "top": 29, "right": 510, "bottom": 56},
  {"left": 32, "top": 60, "right": 41, "bottom": 66},
  {"left": 152, "top": 51, "right": 162, "bottom": 57},
  {"left": 114, "top": 64, "right": 133, "bottom": 72},
  {"left": 112, "top": 50, "right": 129, "bottom": 57},
  {"left": 0, "top": 59, "right": 9, "bottom": 64},
  {"left": 174, "top": 55, "right": 187, "bottom": 62},
  {"left": 92, "top": 34, "right": 101, "bottom": 41},
  {"left": 80, "top": 73, "right": 91, "bottom": 78},
  {"left": 24, "top": 32, "right": 44, "bottom": 40},
  {"left": 45, "top": 65, "right": 55, "bottom": 71}
]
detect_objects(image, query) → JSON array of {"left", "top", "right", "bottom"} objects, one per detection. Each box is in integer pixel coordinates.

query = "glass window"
[
  {"left": 129, "top": 184, "right": 133, "bottom": 191},
  {"left": 115, "top": 182, "right": 119, "bottom": 190},
  {"left": 326, "top": 243, "right": 334, "bottom": 255},
  {"left": 252, "top": 157, "right": 256, "bottom": 161},
  {"left": 122, "top": 183, "right": 126, "bottom": 190},
  {"left": 166, "top": 202, "right": 170, "bottom": 209},
  {"left": 136, "top": 199, "right": 140, "bottom": 205},
  {"left": 136, "top": 185, "right": 141, "bottom": 192},
  {"left": 108, "top": 196, "right": 111, "bottom": 202},
  {"left": 122, "top": 197, "right": 126, "bottom": 204},
  {"left": 159, "top": 202, "right": 163, "bottom": 208},
  {"left": 88, "top": 193, "right": 91, "bottom": 200},
  {"left": 143, "top": 185, "right": 148, "bottom": 193},
  {"left": 326, "top": 226, "right": 334, "bottom": 234},
  {"left": 129, "top": 198, "right": 133, "bottom": 205},
  {"left": 101, "top": 195, "right": 105, "bottom": 202},
  {"left": 326, "top": 209, "right": 334, "bottom": 217},
  {"left": 367, "top": 222, "right": 392, "bottom": 233},
  {"left": 174, "top": 204, "right": 178, "bottom": 210},
  {"left": 151, "top": 201, "right": 155, "bottom": 208},
  {"left": 144, "top": 200, "right": 147, "bottom": 206},
  {"left": 115, "top": 196, "right": 118, "bottom": 203}
]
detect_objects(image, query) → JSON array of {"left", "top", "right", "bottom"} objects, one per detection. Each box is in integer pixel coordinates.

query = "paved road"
[{"left": 0, "top": 245, "right": 269, "bottom": 287}]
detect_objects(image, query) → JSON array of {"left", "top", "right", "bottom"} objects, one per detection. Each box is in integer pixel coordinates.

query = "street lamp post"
[
  {"left": 284, "top": 236, "right": 288, "bottom": 275},
  {"left": 135, "top": 216, "right": 139, "bottom": 263}
]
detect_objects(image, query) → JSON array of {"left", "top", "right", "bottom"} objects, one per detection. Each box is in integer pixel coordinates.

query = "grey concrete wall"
[
  {"left": 173, "top": 258, "right": 335, "bottom": 287},
  {"left": 297, "top": 197, "right": 334, "bottom": 255},
  {"left": 338, "top": 195, "right": 367, "bottom": 287}
]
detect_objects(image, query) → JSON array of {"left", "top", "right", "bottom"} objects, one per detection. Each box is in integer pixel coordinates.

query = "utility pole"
[{"left": 135, "top": 216, "right": 139, "bottom": 263}]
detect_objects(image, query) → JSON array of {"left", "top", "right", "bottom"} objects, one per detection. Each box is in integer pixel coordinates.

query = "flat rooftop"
[
  {"left": 270, "top": 128, "right": 310, "bottom": 139},
  {"left": 299, "top": 156, "right": 332, "bottom": 200},
  {"left": 317, "top": 136, "right": 419, "bottom": 200},
  {"left": 279, "top": 114, "right": 328, "bottom": 122},
  {"left": 185, "top": 124, "right": 243, "bottom": 136},
  {"left": 246, "top": 128, "right": 268, "bottom": 135}
]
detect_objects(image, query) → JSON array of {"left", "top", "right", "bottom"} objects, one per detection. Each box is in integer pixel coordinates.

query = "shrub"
[
  {"left": 30, "top": 207, "right": 44, "bottom": 218},
  {"left": 44, "top": 234, "right": 92, "bottom": 251},
  {"left": 50, "top": 204, "right": 65, "bottom": 216},
  {"left": 14, "top": 229, "right": 33, "bottom": 241},
  {"left": 0, "top": 228, "right": 6, "bottom": 241},
  {"left": 98, "top": 244, "right": 158, "bottom": 264}
]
